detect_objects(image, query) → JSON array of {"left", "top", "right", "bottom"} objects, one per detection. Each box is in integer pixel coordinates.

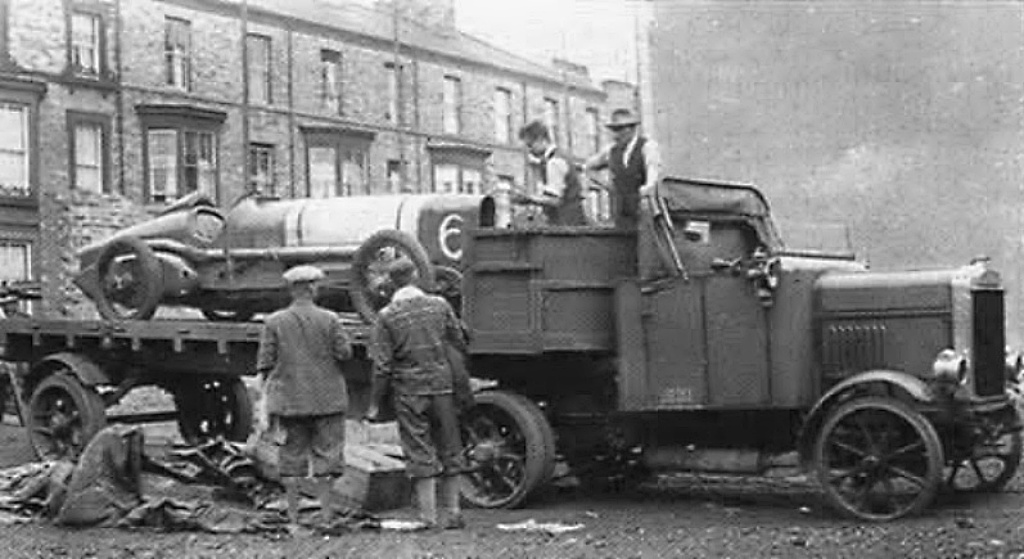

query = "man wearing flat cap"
[
  {"left": 256, "top": 264, "right": 352, "bottom": 535},
  {"left": 366, "top": 257, "right": 469, "bottom": 530}
]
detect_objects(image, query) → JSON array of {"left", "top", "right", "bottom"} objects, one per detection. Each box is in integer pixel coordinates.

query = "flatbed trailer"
[{"left": 0, "top": 315, "right": 374, "bottom": 459}]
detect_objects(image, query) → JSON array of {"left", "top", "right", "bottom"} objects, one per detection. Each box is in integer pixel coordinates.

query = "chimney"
[
  {"left": 552, "top": 58, "right": 590, "bottom": 78},
  {"left": 376, "top": 0, "right": 456, "bottom": 35}
]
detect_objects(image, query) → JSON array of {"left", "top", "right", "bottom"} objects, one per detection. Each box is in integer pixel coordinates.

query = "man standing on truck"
[
  {"left": 583, "top": 108, "right": 681, "bottom": 281},
  {"left": 255, "top": 265, "right": 352, "bottom": 535},
  {"left": 366, "top": 258, "right": 469, "bottom": 530},
  {"left": 510, "top": 120, "right": 588, "bottom": 226}
]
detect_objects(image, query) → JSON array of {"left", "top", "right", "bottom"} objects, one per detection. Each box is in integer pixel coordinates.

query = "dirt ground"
[{"left": 3, "top": 416, "right": 1024, "bottom": 559}]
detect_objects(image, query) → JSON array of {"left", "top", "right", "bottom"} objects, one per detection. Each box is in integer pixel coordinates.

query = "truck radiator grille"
[
  {"left": 972, "top": 290, "right": 1005, "bottom": 397},
  {"left": 822, "top": 322, "right": 887, "bottom": 378}
]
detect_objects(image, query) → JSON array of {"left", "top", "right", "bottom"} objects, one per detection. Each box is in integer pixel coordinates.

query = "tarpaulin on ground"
[{"left": 0, "top": 425, "right": 380, "bottom": 534}]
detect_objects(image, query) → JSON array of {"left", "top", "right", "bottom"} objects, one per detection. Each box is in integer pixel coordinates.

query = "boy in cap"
[
  {"left": 366, "top": 257, "right": 469, "bottom": 530},
  {"left": 512, "top": 119, "right": 587, "bottom": 226},
  {"left": 256, "top": 265, "right": 352, "bottom": 535}
]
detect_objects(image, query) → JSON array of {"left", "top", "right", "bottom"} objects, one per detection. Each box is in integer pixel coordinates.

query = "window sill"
[
  {"left": 60, "top": 73, "right": 118, "bottom": 93},
  {"left": 0, "top": 194, "right": 38, "bottom": 208}
]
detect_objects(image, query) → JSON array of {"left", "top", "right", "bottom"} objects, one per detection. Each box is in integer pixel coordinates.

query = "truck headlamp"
[
  {"left": 1006, "top": 349, "right": 1023, "bottom": 383},
  {"left": 932, "top": 349, "right": 968, "bottom": 385}
]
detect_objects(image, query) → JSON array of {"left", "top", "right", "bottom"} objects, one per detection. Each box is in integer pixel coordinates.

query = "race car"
[{"left": 72, "top": 191, "right": 495, "bottom": 322}]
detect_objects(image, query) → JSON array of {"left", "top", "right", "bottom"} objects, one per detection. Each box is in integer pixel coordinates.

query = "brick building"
[{"left": 0, "top": 0, "right": 632, "bottom": 317}]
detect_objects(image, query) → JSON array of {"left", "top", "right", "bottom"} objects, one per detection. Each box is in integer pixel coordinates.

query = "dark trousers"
[{"left": 395, "top": 393, "right": 465, "bottom": 478}]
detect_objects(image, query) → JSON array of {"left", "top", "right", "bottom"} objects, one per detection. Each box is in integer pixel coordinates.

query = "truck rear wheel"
[
  {"left": 812, "top": 396, "right": 943, "bottom": 521},
  {"left": 173, "top": 378, "right": 253, "bottom": 445},
  {"left": 27, "top": 372, "right": 107, "bottom": 460},
  {"left": 350, "top": 230, "right": 432, "bottom": 323},
  {"left": 460, "top": 390, "right": 556, "bottom": 509}
]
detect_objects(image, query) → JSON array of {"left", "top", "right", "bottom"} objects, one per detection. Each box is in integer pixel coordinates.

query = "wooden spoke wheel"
[
  {"left": 173, "top": 378, "right": 253, "bottom": 445},
  {"left": 946, "top": 426, "right": 1022, "bottom": 493},
  {"left": 27, "top": 372, "right": 107, "bottom": 460},
  {"left": 813, "top": 397, "right": 943, "bottom": 521},
  {"left": 95, "top": 236, "right": 163, "bottom": 321},
  {"left": 460, "top": 391, "right": 556, "bottom": 509},
  {"left": 350, "top": 230, "right": 433, "bottom": 323}
]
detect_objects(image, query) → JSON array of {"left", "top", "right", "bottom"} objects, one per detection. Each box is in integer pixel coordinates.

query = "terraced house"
[{"left": 0, "top": 0, "right": 634, "bottom": 317}]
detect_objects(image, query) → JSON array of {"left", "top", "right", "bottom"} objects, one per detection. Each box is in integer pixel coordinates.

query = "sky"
[{"left": 452, "top": 0, "right": 639, "bottom": 83}]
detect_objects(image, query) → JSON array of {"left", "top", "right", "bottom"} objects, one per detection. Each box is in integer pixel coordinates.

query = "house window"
[
  {"left": 69, "top": 114, "right": 109, "bottom": 193},
  {"left": 0, "top": 102, "right": 29, "bottom": 197},
  {"left": 387, "top": 159, "right": 407, "bottom": 193},
  {"left": 433, "top": 164, "right": 480, "bottom": 194},
  {"left": 494, "top": 88, "right": 512, "bottom": 144},
  {"left": 544, "top": 97, "right": 560, "bottom": 144},
  {"left": 0, "top": 240, "right": 32, "bottom": 314},
  {"left": 246, "top": 34, "right": 271, "bottom": 105},
  {"left": 321, "top": 49, "right": 342, "bottom": 114},
  {"left": 305, "top": 134, "right": 371, "bottom": 198},
  {"left": 248, "top": 143, "right": 275, "bottom": 195},
  {"left": 70, "top": 11, "right": 102, "bottom": 76},
  {"left": 164, "top": 17, "right": 191, "bottom": 90},
  {"left": 385, "top": 62, "right": 402, "bottom": 124},
  {"left": 585, "top": 107, "right": 601, "bottom": 153},
  {"left": 146, "top": 128, "right": 217, "bottom": 202},
  {"left": 442, "top": 75, "right": 461, "bottom": 135}
]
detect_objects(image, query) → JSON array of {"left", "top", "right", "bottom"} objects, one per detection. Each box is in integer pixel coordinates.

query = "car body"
[{"left": 73, "top": 192, "right": 495, "bottom": 321}]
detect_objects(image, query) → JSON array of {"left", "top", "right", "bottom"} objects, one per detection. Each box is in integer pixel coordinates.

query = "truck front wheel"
[
  {"left": 812, "top": 396, "right": 943, "bottom": 521},
  {"left": 460, "top": 390, "right": 556, "bottom": 509}
]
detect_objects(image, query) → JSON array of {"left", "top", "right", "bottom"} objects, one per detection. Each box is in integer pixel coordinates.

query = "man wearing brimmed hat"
[
  {"left": 583, "top": 108, "right": 663, "bottom": 229},
  {"left": 510, "top": 119, "right": 587, "bottom": 226},
  {"left": 256, "top": 264, "right": 352, "bottom": 535},
  {"left": 366, "top": 257, "right": 469, "bottom": 530}
]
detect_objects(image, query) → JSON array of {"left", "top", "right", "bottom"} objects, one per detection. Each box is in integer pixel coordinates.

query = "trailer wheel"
[
  {"left": 460, "top": 390, "right": 557, "bottom": 509},
  {"left": 95, "top": 236, "right": 163, "bottom": 320},
  {"left": 173, "top": 378, "right": 253, "bottom": 445},
  {"left": 27, "top": 372, "right": 107, "bottom": 460},
  {"left": 813, "top": 397, "right": 943, "bottom": 521},
  {"left": 350, "top": 230, "right": 432, "bottom": 323},
  {"left": 945, "top": 423, "right": 1022, "bottom": 493}
]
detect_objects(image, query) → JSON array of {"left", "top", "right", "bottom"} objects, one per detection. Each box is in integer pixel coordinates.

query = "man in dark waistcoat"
[
  {"left": 583, "top": 108, "right": 663, "bottom": 229},
  {"left": 511, "top": 120, "right": 588, "bottom": 226},
  {"left": 584, "top": 109, "right": 673, "bottom": 280}
]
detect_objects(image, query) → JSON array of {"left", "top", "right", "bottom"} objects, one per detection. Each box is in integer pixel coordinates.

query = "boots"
[
  {"left": 414, "top": 476, "right": 438, "bottom": 528},
  {"left": 439, "top": 474, "right": 464, "bottom": 529}
]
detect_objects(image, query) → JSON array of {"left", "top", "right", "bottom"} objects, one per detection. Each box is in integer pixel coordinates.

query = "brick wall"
[{"left": 0, "top": 0, "right": 633, "bottom": 317}]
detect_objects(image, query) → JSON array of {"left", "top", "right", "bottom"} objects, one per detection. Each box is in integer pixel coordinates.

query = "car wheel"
[
  {"left": 350, "top": 229, "right": 432, "bottom": 323},
  {"left": 95, "top": 236, "right": 164, "bottom": 321}
]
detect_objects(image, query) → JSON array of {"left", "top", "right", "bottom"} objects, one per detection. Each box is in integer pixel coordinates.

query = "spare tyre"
[
  {"left": 94, "top": 236, "right": 164, "bottom": 320},
  {"left": 350, "top": 229, "right": 432, "bottom": 323}
]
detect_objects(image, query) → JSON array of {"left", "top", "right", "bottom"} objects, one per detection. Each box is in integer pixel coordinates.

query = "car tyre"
[
  {"left": 95, "top": 236, "right": 163, "bottom": 321},
  {"left": 350, "top": 229, "right": 432, "bottom": 323}
]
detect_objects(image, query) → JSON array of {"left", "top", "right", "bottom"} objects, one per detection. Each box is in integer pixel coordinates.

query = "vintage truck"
[{"left": 0, "top": 177, "right": 1019, "bottom": 521}]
